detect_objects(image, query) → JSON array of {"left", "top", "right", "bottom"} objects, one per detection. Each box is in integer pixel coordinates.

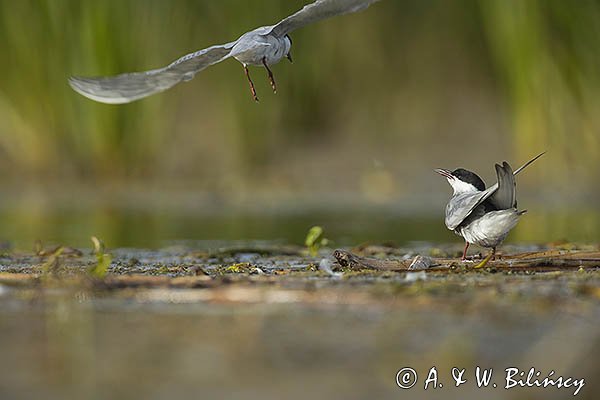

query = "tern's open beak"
[
  {"left": 434, "top": 168, "right": 453, "bottom": 179},
  {"left": 286, "top": 53, "right": 293, "bottom": 63}
]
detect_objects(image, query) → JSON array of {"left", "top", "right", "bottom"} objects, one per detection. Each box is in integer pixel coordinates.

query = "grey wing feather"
[
  {"left": 445, "top": 188, "right": 496, "bottom": 231},
  {"left": 444, "top": 152, "right": 545, "bottom": 231},
  {"left": 69, "top": 42, "right": 237, "bottom": 104},
  {"left": 268, "top": 0, "right": 380, "bottom": 37},
  {"left": 489, "top": 162, "right": 516, "bottom": 210}
]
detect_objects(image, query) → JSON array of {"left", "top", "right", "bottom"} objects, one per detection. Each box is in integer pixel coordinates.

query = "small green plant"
[
  {"left": 41, "top": 246, "right": 65, "bottom": 276},
  {"left": 225, "top": 263, "right": 252, "bottom": 273},
  {"left": 88, "top": 236, "right": 112, "bottom": 278},
  {"left": 304, "top": 226, "right": 329, "bottom": 257}
]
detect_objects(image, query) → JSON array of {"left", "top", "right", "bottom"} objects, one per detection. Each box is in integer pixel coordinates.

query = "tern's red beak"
[{"left": 434, "top": 168, "right": 453, "bottom": 179}]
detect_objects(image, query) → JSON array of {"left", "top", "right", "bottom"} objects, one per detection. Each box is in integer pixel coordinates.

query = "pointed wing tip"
[
  {"left": 68, "top": 75, "right": 96, "bottom": 88},
  {"left": 68, "top": 76, "right": 133, "bottom": 105},
  {"left": 513, "top": 151, "right": 546, "bottom": 176},
  {"left": 532, "top": 151, "right": 546, "bottom": 161},
  {"left": 67, "top": 76, "right": 84, "bottom": 89},
  {"left": 531, "top": 151, "right": 546, "bottom": 162}
]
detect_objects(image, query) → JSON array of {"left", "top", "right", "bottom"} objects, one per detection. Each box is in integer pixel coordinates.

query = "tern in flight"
[{"left": 69, "top": 0, "right": 381, "bottom": 103}]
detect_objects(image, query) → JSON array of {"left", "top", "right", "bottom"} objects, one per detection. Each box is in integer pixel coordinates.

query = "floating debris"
[
  {"left": 332, "top": 249, "right": 409, "bottom": 270},
  {"left": 251, "top": 267, "right": 265, "bottom": 275},
  {"left": 319, "top": 258, "right": 342, "bottom": 278},
  {"left": 408, "top": 255, "right": 435, "bottom": 270}
]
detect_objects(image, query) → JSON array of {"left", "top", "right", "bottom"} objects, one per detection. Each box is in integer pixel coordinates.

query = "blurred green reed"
[
  {"left": 480, "top": 0, "right": 600, "bottom": 182},
  {"left": 0, "top": 0, "right": 598, "bottom": 186}
]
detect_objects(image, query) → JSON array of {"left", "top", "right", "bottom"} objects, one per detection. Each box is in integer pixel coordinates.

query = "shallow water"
[
  {"left": 1, "top": 198, "right": 598, "bottom": 250},
  {"left": 0, "top": 293, "right": 597, "bottom": 400},
  {"left": 0, "top": 189, "right": 598, "bottom": 399},
  {"left": 0, "top": 243, "right": 598, "bottom": 399}
]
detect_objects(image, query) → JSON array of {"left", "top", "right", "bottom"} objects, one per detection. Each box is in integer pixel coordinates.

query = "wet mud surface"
[{"left": 0, "top": 242, "right": 598, "bottom": 399}]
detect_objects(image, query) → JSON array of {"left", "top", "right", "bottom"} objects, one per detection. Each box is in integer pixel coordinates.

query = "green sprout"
[
  {"left": 304, "top": 226, "right": 330, "bottom": 257},
  {"left": 41, "top": 246, "right": 65, "bottom": 276},
  {"left": 88, "top": 236, "right": 112, "bottom": 278}
]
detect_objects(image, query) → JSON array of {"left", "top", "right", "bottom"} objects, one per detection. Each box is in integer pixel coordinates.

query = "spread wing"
[
  {"left": 445, "top": 152, "right": 545, "bottom": 231},
  {"left": 268, "top": 0, "right": 380, "bottom": 37},
  {"left": 69, "top": 42, "right": 237, "bottom": 104}
]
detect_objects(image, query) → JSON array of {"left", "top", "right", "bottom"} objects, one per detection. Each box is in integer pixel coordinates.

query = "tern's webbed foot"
[{"left": 473, "top": 252, "right": 493, "bottom": 269}]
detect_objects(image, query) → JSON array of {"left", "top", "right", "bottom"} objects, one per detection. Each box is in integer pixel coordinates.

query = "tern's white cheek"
[{"left": 449, "top": 179, "right": 479, "bottom": 194}]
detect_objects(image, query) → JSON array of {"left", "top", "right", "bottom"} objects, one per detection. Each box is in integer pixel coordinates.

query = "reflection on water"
[
  {"left": 0, "top": 291, "right": 597, "bottom": 400},
  {"left": 0, "top": 193, "right": 598, "bottom": 250}
]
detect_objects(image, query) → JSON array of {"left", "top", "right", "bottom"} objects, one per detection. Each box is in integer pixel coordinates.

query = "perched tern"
[{"left": 435, "top": 152, "right": 545, "bottom": 260}]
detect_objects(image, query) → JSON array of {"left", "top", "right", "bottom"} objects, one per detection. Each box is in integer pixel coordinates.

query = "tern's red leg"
[
  {"left": 461, "top": 242, "right": 470, "bottom": 261},
  {"left": 262, "top": 57, "right": 277, "bottom": 93},
  {"left": 244, "top": 65, "right": 259, "bottom": 102}
]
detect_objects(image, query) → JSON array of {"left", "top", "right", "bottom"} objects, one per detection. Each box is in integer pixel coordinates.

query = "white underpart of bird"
[
  {"left": 68, "top": 0, "right": 381, "bottom": 104},
  {"left": 230, "top": 27, "right": 292, "bottom": 66},
  {"left": 435, "top": 152, "right": 544, "bottom": 258},
  {"left": 459, "top": 209, "right": 522, "bottom": 249}
]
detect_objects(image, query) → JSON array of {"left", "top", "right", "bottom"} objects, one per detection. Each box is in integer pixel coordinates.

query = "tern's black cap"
[{"left": 452, "top": 168, "right": 486, "bottom": 191}]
